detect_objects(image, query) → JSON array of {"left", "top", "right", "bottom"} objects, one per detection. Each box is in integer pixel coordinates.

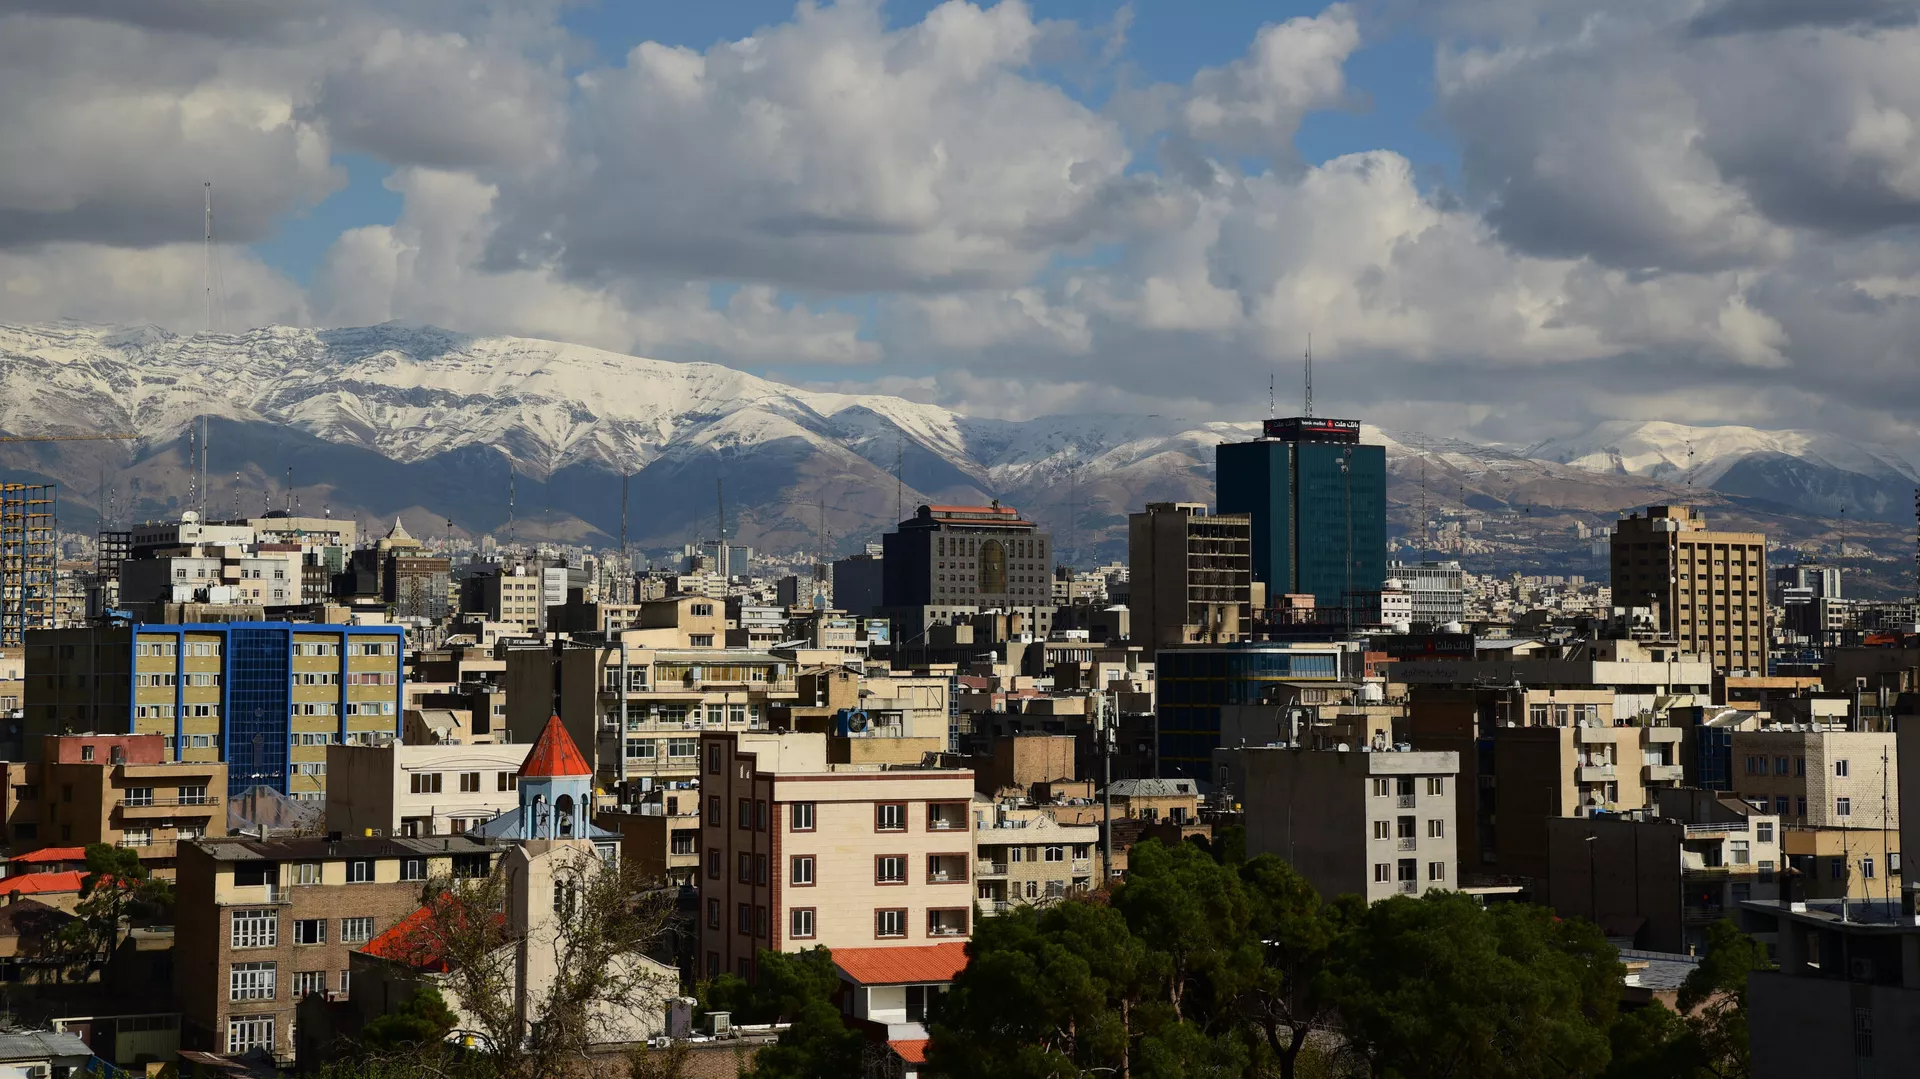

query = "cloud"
[
  {"left": 483, "top": 0, "right": 1134, "bottom": 293},
  {"left": 0, "top": 242, "right": 306, "bottom": 328}
]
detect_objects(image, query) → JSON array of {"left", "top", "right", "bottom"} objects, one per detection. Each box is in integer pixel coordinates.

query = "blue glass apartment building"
[
  {"left": 1216, "top": 417, "right": 1387, "bottom": 616},
  {"left": 25, "top": 622, "right": 405, "bottom": 798},
  {"left": 1155, "top": 642, "right": 1349, "bottom": 778}
]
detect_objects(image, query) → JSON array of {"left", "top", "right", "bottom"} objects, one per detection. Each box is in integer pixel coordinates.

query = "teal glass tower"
[{"left": 1216, "top": 417, "right": 1387, "bottom": 618}]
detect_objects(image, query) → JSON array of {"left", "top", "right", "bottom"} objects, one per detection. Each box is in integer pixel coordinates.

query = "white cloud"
[{"left": 0, "top": 242, "right": 307, "bottom": 328}]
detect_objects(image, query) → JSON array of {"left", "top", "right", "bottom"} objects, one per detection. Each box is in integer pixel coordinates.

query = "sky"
[{"left": 2, "top": 0, "right": 1919, "bottom": 448}]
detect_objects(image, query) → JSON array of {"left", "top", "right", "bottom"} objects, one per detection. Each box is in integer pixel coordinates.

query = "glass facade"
[
  {"left": 1156, "top": 645, "right": 1345, "bottom": 777},
  {"left": 226, "top": 626, "right": 292, "bottom": 796},
  {"left": 1217, "top": 435, "right": 1386, "bottom": 612}
]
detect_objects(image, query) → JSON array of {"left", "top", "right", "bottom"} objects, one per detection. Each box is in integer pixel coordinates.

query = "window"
[
  {"left": 1759, "top": 860, "right": 1775, "bottom": 884},
  {"left": 230, "top": 962, "right": 276, "bottom": 1001},
  {"left": 755, "top": 905, "right": 768, "bottom": 938},
  {"left": 1372, "top": 820, "right": 1390, "bottom": 840},
  {"left": 1044, "top": 845, "right": 1064, "bottom": 862},
  {"left": 226, "top": 1016, "right": 274, "bottom": 1055},
  {"left": 1730, "top": 840, "right": 1750, "bottom": 864},
  {"left": 738, "top": 904, "right": 752, "bottom": 935},
  {"left": 1757, "top": 822, "right": 1774, "bottom": 842},
  {"left": 1837, "top": 798, "right": 1853, "bottom": 818},
  {"left": 707, "top": 744, "right": 722, "bottom": 775},
  {"left": 289, "top": 861, "right": 321, "bottom": 886},
  {"left": 1774, "top": 757, "right": 1789, "bottom": 776},
  {"left": 231, "top": 910, "right": 277, "bottom": 949},
  {"left": 706, "top": 849, "right": 720, "bottom": 879},
  {"left": 497, "top": 772, "right": 517, "bottom": 792},
  {"left": 1373, "top": 863, "right": 1390, "bottom": 883},
  {"left": 294, "top": 970, "right": 326, "bottom": 998},
  {"left": 341, "top": 917, "right": 374, "bottom": 944},
  {"left": 707, "top": 796, "right": 721, "bottom": 826},
  {"left": 293, "top": 919, "right": 326, "bottom": 945},
  {"left": 553, "top": 879, "right": 578, "bottom": 917},
  {"left": 877, "top": 855, "right": 907, "bottom": 884},
  {"left": 1861, "top": 857, "right": 1876, "bottom": 880},
  {"left": 791, "top": 908, "right": 816, "bottom": 939},
  {"left": 738, "top": 799, "right": 751, "bottom": 830},
  {"left": 738, "top": 853, "right": 752, "bottom": 884},
  {"left": 411, "top": 773, "right": 443, "bottom": 794},
  {"left": 459, "top": 772, "right": 481, "bottom": 793},
  {"left": 1428, "top": 819, "right": 1445, "bottom": 838},
  {"left": 876, "top": 803, "right": 906, "bottom": 831},
  {"left": 347, "top": 859, "right": 374, "bottom": 883},
  {"left": 791, "top": 855, "right": 815, "bottom": 886},
  {"left": 875, "top": 908, "right": 907, "bottom": 938},
  {"left": 1836, "top": 759, "right": 1850, "bottom": 778},
  {"left": 1832, "top": 858, "right": 1847, "bottom": 880},
  {"left": 340, "top": 969, "right": 351, "bottom": 995},
  {"left": 1428, "top": 862, "right": 1446, "bottom": 881},
  {"left": 1425, "top": 776, "right": 1445, "bottom": 796},
  {"left": 792, "top": 802, "right": 816, "bottom": 831},
  {"left": 400, "top": 857, "right": 426, "bottom": 882},
  {"left": 1397, "top": 816, "right": 1416, "bottom": 839},
  {"left": 707, "top": 899, "right": 720, "bottom": 929}
]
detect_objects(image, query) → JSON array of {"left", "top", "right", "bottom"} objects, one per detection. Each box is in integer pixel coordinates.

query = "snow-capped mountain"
[
  {"left": 0, "top": 321, "right": 1904, "bottom": 559},
  {"left": 1525, "top": 420, "right": 1920, "bottom": 521}
]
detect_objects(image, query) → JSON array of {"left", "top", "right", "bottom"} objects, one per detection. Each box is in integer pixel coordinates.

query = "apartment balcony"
[
  {"left": 975, "top": 899, "right": 1013, "bottom": 918},
  {"left": 1396, "top": 794, "right": 1416, "bottom": 808},
  {"left": 975, "top": 861, "right": 1008, "bottom": 878},
  {"left": 117, "top": 797, "right": 219, "bottom": 816},
  {"left": 1682, "top": 903, "right": 1726, "bottom": 924},
  {"left": 1644, "top": 763, "right": 1685, "bottom": 783},
  {"left": 1684, "top": 820, "right": 1749, "bottom": 835},
  {"left": 1072, "top": 859, "right": 1091, "bottom": 874},
  {"left": 1642, "top": 726, "right": 1685, "bottom": 743},
  {"left": 119, "top": 761, "right": 221, "bottom": 779},
  {"left": 1574, "top": 725, "right": 1622, "bottom": 744},
  {"left": 1397, "top": 880, "right": 1418, "bottom": 895},
  {"left": 1397, "top": 837, "right": 1418, "bottom": 851},
  {"left": 1577, "top": 764, "right": 1616, "bottom": 782}
]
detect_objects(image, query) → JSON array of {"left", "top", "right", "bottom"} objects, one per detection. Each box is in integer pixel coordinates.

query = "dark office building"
[
  {"left": 880, "top": 503, "right": 1054, "bottom": 639},
  {"left": 1156, "top": 642, "right": 1349, "bottom": 778},
  {"left": 1216, "top": 417, "right": 1387, "bottom": 615}
]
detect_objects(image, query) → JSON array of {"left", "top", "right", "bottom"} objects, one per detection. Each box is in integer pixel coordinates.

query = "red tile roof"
[
  {"left": 11, "top": 847, "right": 87, "bottom": 864},
  {"left": 361, "top": 897, "right": 506, "bottom": 972},
  {"left": 518, "top": 715, "right": 591, "bottom": 779},
  {"left": 889, "top": 1040, "right": 930, "bottom": 1064},
  {"left": 0, "top": 871, "right": 85, "bottom": 896},
  {"left": 832, "top": 942, "right": 968, "bottom": 986}
]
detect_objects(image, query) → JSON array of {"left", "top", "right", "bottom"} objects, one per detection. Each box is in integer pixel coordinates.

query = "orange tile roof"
[
  {"left": 361, "top": 905, "right": 452, "bottom": 972},
  {"left": 832, "top": 942, "right": 968, "bottom": 986},
  {"left": 0, "top": 871, "right": 85, "bottom": 896},
  {"left": 11, "top": 847, "right": 87, "bottom": 864},
  {"left": 518, "top": 715, "right": 591, "bottom": 779},
  {"left": 889, "top": 1039, "right": 930, "bottom": 1064}
]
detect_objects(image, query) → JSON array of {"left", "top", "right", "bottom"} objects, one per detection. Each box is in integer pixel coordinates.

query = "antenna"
[
  {"left": 620, "top": 472, "right": 630, "bottom": 593},
  {"left": 716, "top": 477, "right": 727, "bottom": 578},
  {"left": 896, "top": 438, "right": 904, "bottom": 524},
  {"left": 232, "top": 471, "right": 240, "bottom": 521},
  {"left": 185, "top": 420, "right": 196, "bottom": 515},
  {"left": 507, "top": 466, "right": 516, "bottom": 550},
  {"left": 1268, "top": 372, "right": 1275, "bottom": 419},
  {"left": 284, "top": 466, "right": 293, "bottom": 515},
  {"left": 200, "top": 416, "right": 210, "bottom": 518},
  {"left": 204, "top": 183, "right": 214, "bottom": 333},
  {"left": 1304, "top": 333, "right": 1313, "bottom": 419}
]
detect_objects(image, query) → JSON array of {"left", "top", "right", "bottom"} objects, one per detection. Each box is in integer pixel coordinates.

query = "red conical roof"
[{"left": 519, "top": 715, "right": 592, "bottom": 779}]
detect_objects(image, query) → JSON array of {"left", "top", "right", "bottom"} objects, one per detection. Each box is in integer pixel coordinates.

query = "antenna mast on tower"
[
  {"left": 1304, "top": 334, "right": 1313, "bottom": 418},
  {"left": 716, "top": 478, "right": 727, "bottom": 578}
]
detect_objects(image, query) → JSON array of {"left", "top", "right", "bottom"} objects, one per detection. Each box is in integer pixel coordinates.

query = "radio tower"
[{"left": 1304, "top": 334, "right": 1313, "bottom": 418}]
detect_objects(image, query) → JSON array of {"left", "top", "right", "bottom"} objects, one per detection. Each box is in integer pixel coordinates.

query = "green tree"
[
  {"left": 701, "top": 948, "right": 864, "bottom": 1079},
  {"left": 1328, "top": 892, "right": 1621, "bottom": 1079},
  {"left": 1675, "top": 920, "right": 1763, "bottom": 1079},
  {"left": 59, "top": 843, "right": 172, "bottom": 966},
  {"left": 1236, "top": 856, "right": 1342, "bottom": 1079},
  {"left": 1111, "top": 839, "right": 1261, "bottom": 1024},
  {"left": 362, "top": 986, "right": 460, "bottom": 1052},
  {"left": 1599, "top": 1003, "right": 1697, "bottom": 1079}
]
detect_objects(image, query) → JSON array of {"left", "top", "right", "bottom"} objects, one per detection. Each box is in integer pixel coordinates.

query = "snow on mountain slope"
[{"left": 1524, "top": 420, "right": 1920, "bottom": 486}]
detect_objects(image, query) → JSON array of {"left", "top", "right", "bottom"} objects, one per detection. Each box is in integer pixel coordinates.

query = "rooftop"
[
  {"left": 10, "top": 847, "right": 87, "bottom": 865},
  {"left": 190, "top": 835, "right": 501, "bottom": 863},
  {"left": 519, "top": 714, "right": 592, "bottom": 779},
  {"left": 833, "top": 942, "right": 969, "bottom": 986},
  {"left": 0, "top": 872, "right": 85, "bottom": 897},
  {"left": 0, "top": 1031, "right": 93, "bottom": 1063}
]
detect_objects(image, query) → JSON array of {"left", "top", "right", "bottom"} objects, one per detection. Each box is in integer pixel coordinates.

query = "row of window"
[
  {"left": 1743, "top": 755, "right": 1851, "bottom": 778},
  {"left": 410, "top": 770, "right": 518, "bottom": 794},
  {"left": 1373, "top": 860, "right": 1448, "bottom": 884},
  {"left": 619, "top": 705, "right": 763, "bottom": 728},
  {"left": 708, "top": 851, "right": 981, "bottom": 888},
  {"left": 1371, "top": 817, "right": 1446, "bottom": 840},
  {"left": 709, "top": 901, "right": 966, "bottom": 942},
  {"left": 624, "top": 738, "right": 701, "bottom": 759},
  {"left": 136, "top": 641, "right": 223, "bottom": 657},
  {"left": 704, "top": 794, "right": 964, "bottom": 834},
  {"left": 233, "top": 910, "right": 378, "bottom": 949},
  {"left": 1368, "top": 777, "right": 1444, "bottom": 797}
]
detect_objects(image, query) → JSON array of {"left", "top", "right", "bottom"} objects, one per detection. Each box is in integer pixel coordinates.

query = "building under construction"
[{"left": 0, "top": 483, "right": 56, "bottom": 647}]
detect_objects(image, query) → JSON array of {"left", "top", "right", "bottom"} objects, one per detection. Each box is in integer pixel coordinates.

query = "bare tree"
[{"left": 404, "top": 850, "right": 678, "bottom": 1079}]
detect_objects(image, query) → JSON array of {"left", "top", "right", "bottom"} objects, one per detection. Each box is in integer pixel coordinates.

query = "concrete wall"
[
  {"left": 1750, "top": 972, "right": 1920, "bottom": 1079},
  {"left": 1544, "top": 816, "right": 1684, "bottom": 952}
]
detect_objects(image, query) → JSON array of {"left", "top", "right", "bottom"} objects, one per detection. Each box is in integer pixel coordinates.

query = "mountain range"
[{"left": 0, "top": 322, "right": 1909, "bottom": 582}]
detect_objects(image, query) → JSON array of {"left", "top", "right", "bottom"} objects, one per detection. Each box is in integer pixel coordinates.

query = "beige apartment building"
[
  {"left": 696, "top": 732, "right": 975, "bottom": 982},
  {"left": 323, "top": 742, "right": 532, "bottom": 838},
  {"left": 1611, "top": 506, "right": 1767, "bottom": 672},
  {"left": 1216, "top": 745, "right": 1460, "bottom": 902},
  {"left": 0, "top": 733, "right": 226, "bottom": 874},
  {"left": 1731, "top": 729, "right": 1898, "bottom": 829},
  {"left": 972, "top": 801, "right": 1097, "bottom": 915},
  {"left": 1127, "top": 502, "right": 1252, "bottom": 652}
]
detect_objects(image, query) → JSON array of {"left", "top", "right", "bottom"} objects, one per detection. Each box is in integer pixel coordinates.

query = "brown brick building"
[
  {"left": 174, "top": 834, "right": 503, "bottom": 1063},
  {"left": 1611, "top": 506, "right": 1767, "bottom": 673}
]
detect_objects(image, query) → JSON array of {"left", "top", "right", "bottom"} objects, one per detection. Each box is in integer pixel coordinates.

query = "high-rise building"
[
  {"left": 1127, "top": 502, "right": 1252, "bottom": 652},
  {"left": 1155, "top": 641, "right": 1357, "bottom": 777},
  {"left": 1610, "top": 506, "right": 1767, "bottom": 672},
  {"left": 880, "top": 504, "right": 1054, "bottom": 640},
  {"left": 24, "top": 622, "right": 405, "bottom": 798},
  {"left": 1216, "top": 417, "right": 1386, "bottom": 616}
]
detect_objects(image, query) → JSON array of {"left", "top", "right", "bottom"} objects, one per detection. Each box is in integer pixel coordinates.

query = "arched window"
[
  {"left": 556, "top": 794, "right": 575, "bottom": 838},
  {"left": 980, "top": 540, "right": 1007, "bottom": 594}
]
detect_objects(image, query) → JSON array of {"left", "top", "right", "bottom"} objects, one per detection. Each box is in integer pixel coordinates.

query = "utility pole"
[{"left": 1099, "top": 690, "right": 1114, "bottom": 884}]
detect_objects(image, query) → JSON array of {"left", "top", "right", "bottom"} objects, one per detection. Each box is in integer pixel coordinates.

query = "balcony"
[
  {"left": 975, "top": 861, "right": 1008, "bottom": 878},
  {"left": 927, "top": 856, "right": 970, "bottom": 884},
  {"left": 1396, "top": 794, "right": 1416, "bottom": 808},
  {"left": 1642, "top": 726, "right": 1684, "bottom": 743},
  {"left": 1072, "top": 859, "right": 1091, "bottom": 874},
  {"left": 117, "top": 795, "right": 216, "bottom": 810},
  {"left": 1682, "top": 903, "right": 1726, "bottom": 924},
  {"left": 1577, "top": 764, "right": 1616, "bottom": 782},
  {"left": 1397, "top": 880, "right": 1418, "bottom": 895},
  {"left": 1397, "top": 837, "right": 1418, "bottom": 851},
  {"left": 975, "top": 899, "right": 1012, "bottom": 917},
  {"left": 1574, "top": 725, "right": 1621, "bottom": 744},
  {"left": 1644, "top": 763, "right": 1684, "bottom": 783}
]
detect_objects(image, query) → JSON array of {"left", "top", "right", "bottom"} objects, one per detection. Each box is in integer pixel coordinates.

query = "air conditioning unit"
[
  {"left": 1850, "top": 958, "right": 1875, "bottom": 980},
  {"left": 707, "top": 1011, "right": 732, "bottom": 1037}
]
